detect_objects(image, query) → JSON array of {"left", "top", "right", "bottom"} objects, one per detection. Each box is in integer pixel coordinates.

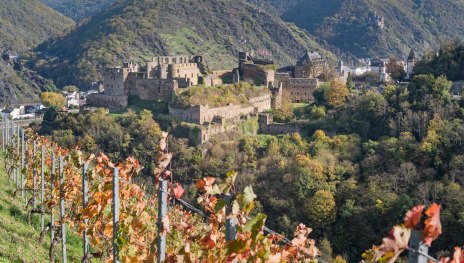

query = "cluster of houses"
[
  {"left": 336, "top": 49, "right": 417, "bottom": 83},
  {"left": 0, "top": 90, "right": 98, "bottom": 120}
]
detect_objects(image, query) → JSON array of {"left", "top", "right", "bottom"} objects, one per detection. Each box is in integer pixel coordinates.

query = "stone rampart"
[{"left": 87, "top": 94, "right": 128, "bottom": 109}]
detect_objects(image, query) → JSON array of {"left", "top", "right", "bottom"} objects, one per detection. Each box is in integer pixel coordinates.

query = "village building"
[
  {"left": 294, "top": 51, "right": 328, "bottom": 79},
  {"left": 0, "top": 103, "right": 43, "bottom": 120}
]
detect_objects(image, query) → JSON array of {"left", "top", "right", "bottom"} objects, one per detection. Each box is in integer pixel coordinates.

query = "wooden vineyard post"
[
  {"left": 40, "top": 145, "right": 45, "bottom": 232},
  {"left": 50, "top": 153, "right": 56, "bottom": 242},
  {"left": 113, "top": 167, "right": 120, "bottom": 263},
  {"left": 33, "top": 140, "right": 37, "bottom": 208},
  {"left": 20, "top": 129, "right": 24, "bottom": 195},
  {"left": 157, "top": 179, "right": 168, "bottom": 263},
  {"left": 59, "top": 156, "right": 67, "bottom": 263},
  {"left": 82, "top": 162, "right": 89, "bottom": 257},
  {"left": 24, "top": 137, "right": 28, "bottom": 203},
  {"left": 5, "top": 119, "right": 8, "bottom": 148},
  {"left": 10, "top": 124, "right": 14, "bottom": 182},
  {"left": 1, "top": 118, "right": 4, "bottom": 153},
  {"left": 16, "top": 125, "right": 20, "bottom": 187}
]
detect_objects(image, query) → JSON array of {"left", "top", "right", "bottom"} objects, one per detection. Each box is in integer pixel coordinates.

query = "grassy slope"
[{"left": 0, "top": 161, "right": 83, "bottom": 262}]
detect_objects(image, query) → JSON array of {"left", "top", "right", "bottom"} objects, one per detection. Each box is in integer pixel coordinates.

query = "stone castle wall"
[
  {"left": 169, "top": 93, "right": 272, "bottom": 125},
  {"left": 169, "top": 105, "right": 203, "bottom": 124},
  {"left": 169, "top": 63, "right": 202, "bottom": 86},
  {"left": 276, "top": 73, "right": 319, "bottom": 102},
  {"left": 87, "top": 94, "right": 128, "bottom": 109},
  {"left": 260, "top": 123, "right": 302, "bottom": 135},
  {"left": 258, "top": 113, "right": 302, "bottom": 135},
  {"left": 128, "top": 77, "right": 178, "bottom": 101}
]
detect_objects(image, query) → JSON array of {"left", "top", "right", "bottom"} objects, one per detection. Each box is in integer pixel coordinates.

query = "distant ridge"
[{"left": 249, "top": 0, "right": 464, "bottom": 59}]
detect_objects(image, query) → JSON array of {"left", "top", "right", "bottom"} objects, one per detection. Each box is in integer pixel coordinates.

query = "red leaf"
[
  {"left": 422, "top": 203, "right": 442, "bottom": 246},
  {"left": 404, "top": 205, "right": 425, "bottom": 228},
  {"left": 173, "top": 183, "right": 185, "bottom": 199}
]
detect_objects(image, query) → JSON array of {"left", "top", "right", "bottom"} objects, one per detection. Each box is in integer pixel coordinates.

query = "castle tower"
[{"left": 407, "top": 49, "right": 416, "bottom": 77}]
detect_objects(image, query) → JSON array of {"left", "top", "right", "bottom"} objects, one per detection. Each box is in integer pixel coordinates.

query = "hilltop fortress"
[
  {"left": 88, "top": 55, "right": 216, "bottom": 109},
  {"left": 88, "top": 51, "right": 327, "bottom": 143}
]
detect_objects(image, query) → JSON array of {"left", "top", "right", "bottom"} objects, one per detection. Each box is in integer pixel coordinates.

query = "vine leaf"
[
  {"left": 173, "top": 183, "right": 184, "bottom": 199},
  {"left": 374, "top": 226, "right": 411, "bottom": 263},
  {"left": 423, "top": 203, "right": 442, "bottom": 246},
  {"left": 404, "top": 205, "right": 424, "bottom": 228}
]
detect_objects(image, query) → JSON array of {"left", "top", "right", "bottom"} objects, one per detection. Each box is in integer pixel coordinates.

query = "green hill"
[
  {"left": 0, "top": 160, "right": 83, "bottom": 262},
  {"left": 0, "top": 0, "right": 74, "bottom": 105},
  {"left": 251, "top": 0, "right": 464, "bottom": 59},
  {"left": 27, "top": 0, "right": 335, "bottom": 88},
  {"left": 0, "top": 0, "right": 75, "bottom": 53},
  {"left": 40, "top": 0, "right": 116, "bottom": 21}
]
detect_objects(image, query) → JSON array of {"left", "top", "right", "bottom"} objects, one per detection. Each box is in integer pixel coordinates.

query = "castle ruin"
[
  {"left": 87, "top": 50, "right": 331, "bottom": 143},
  {"left": 88, "top": 55, "right": 221, "bottom": 109}
]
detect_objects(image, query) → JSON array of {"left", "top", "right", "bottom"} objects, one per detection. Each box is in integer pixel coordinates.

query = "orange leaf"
[
  {"left": 422, "top": 203, "right": 442, "bottom": 246},
  {"left": 200, "top": 232, "right": 217, "bottom": 249},
  {"left": 103, "top": 223, "right": 113, "bottom": 238},
  {"left": 404, "top": 205, "right": 424, "bottom": 228}
]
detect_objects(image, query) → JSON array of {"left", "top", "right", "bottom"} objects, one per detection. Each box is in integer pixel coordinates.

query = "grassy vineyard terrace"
[
  {"left": 171, "top": 83, "right": 269, "bottom": 109},
  {"left": 0, "top": 160, "right": 84, "bottom": 262}
]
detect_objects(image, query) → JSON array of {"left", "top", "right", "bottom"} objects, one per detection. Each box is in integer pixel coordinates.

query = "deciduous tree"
[{"left": 41, "top": 92, "right": 66, "bottom": 109}]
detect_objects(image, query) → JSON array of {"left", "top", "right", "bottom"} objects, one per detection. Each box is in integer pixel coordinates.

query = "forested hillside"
[
  {"left": 26, "top": 0, "right": 334, "bottom": 88},
  {"left": 252, "top": 0, "right": 464, "bottom": 59},
  {"left": 415, "top": 41, "right": 464, "bottom": 81},
  {"left": 0, "top": 0, "right": 75, "bottom": 53},
  {"left": 40, "top": 0, "right": 116, "bottom": 21}
]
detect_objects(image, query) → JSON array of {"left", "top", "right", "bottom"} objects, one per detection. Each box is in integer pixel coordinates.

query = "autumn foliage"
[
  {"left": 3, "top": 128, "right": 463, "bottom": 262},
  {"left": 7, "top": 129, "right": 322, "bottom": 262},
  {"left": 364, "top": 203, "right": 463, "bottom": 263}
]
